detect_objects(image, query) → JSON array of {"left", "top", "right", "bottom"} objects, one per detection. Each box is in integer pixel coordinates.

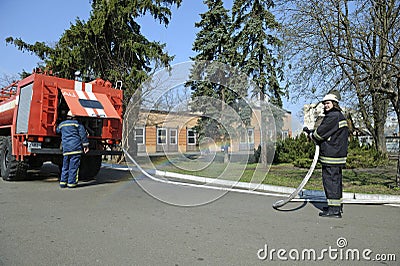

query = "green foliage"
[
  {"left": 293, "top": 158, "right": 315, "bottom": 168},
  {"left": 253, "top": 141, "right": 278, "bottom": 164},
  {"left": 274, "top": 133, "right": 315, "bottom": 164},
  {"left": 188, "top": 0, "right": 246, "bottom": 141},
  {"left": 254, "top": 144, "right": 261, "bottom": 163},
  {"left": 231, "top": 0, "right": 285, "bottom": 107},
  {"left": 346, "top": 139, "right": 389, "bottom": 168},
  {"left": 270, "top": 134, "right": 390, "bottom": 168},
  {"left": 6, "top": 0, "right": 182, "bottom": 108},
  {"left": 191, "top": 0, "right": 231, "bottom": 63},
  {"left": 189, "top": 0, "right": 286, "bottom": 158}
]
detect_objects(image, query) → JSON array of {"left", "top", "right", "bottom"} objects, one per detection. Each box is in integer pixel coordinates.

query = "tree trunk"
[
  {"left": 374, "top": 124, "right": 387, "bottom": 155},
  {"left": 259, "top": 92, "right": 268, "bottom": 167},
  {"left": 224, "top": 146, "right": 229, "bottom": 163},
  {"left": 391, "top": 82, "right": 400, "bottom": 187},
  {"left": 373, "top": 93, "right": 388, "bottom": 154},
  {"left": 396, "top": 150, "right": 400, "bottom": 187}
]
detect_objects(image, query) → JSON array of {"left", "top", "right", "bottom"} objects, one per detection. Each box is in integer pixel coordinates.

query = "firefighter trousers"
[
  {"left": 60, "top": 154, "right": 81, "bottom": 187},
  {"left": 322, "top": 165, "right": 343, "bottom": 206}
]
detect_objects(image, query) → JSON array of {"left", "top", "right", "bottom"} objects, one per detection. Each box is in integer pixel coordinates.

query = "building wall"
[
  {"left": 303, "top": 103, "right": 324, "bottom": 130},
  {"left": 137, "top": 111, "right": 199, "bottom": 154},
  {"left": 136, "top": 109, "right": 292, "bottom": 154},
  {"left": 282, "top": 112, "right": 292, "bottom": 139},
  {"left": 144, "top": 127, "right": 156, "bottom": 153}
]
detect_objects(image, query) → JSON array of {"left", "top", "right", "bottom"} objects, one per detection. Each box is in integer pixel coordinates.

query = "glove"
[
  {"left": 303, "top": 127, "right": 316, "bottom": 143},
  {"left": 303, "top": 127, "right": 311, "bottom": 134}
]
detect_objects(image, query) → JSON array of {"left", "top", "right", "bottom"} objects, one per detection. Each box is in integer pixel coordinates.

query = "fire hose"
[{"left": 272, "top": 144, "right": 320, "bottom": 209}]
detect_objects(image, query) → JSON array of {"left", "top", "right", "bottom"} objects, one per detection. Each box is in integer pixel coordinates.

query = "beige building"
[
  {"left": 303, "top": 103, "right": 324, "bottom": 130},
  {"left": 134, "top": 108, "right": 292, "bottom": 155}
]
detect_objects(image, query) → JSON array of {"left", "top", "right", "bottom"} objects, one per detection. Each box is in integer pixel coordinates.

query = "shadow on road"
[
  {"left": 26, "top": 163, "right": 131, "bottom": 188},
  {"left": 272, "top": 201, "right": 329, "bottom": 212},
  {"left": 78, "top": 168, "right": 131, "bottom": 188},
  {"left": 272, "top": 201, "right": 308, "bottom": 212},
  {"left": 310, "top": 202, "right": 328, "bottom": 211}
]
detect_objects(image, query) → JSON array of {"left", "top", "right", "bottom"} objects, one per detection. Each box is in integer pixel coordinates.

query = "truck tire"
[
  {"left": 0, "top": 137, "right": 28, "bottom": 181},
  {"left": 79, "top": 155, "right": 102, "bottom": 180}
]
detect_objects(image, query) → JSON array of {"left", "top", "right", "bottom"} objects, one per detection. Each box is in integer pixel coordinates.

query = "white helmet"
[{"left": 322, "top": 93, "right": 339, "bottom": 103}]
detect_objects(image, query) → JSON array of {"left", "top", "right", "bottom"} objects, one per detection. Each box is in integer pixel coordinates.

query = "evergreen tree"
[
  {"left": 6, "top": 0, "right": 182, "bottom": 107},
  {"left": 231, "top": 0, "right": 284, "bottom": 106},
  {"left": 191, "top": 0, "right": 231, "bottom": 63},
  {"left": 188, "top": 0, "right": 241, "bottom": 148},
  {"left": 231, "top": 0, "right": 285, "bottom": 165}
]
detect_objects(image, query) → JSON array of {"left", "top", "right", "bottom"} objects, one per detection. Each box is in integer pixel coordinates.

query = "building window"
[
  {"left": 248, "top": 128, "right": 254, "bottom": 144},
  {"left": 157, "top": 128, "right": 167, "bottom": 144},
  {"left": 187, "top": 129, "right": 196, "bottom": 145},
  {"left": 134, "top": 127, "right": 145, "bottom": 145},
  {"left": 281, "top": 130, "right": 289, "bottom": 140},
  {"left": 240, "top": 128, "right": 254, "bottom": 144},
  {"left": 170, "top": 129, "right": 177, "bottom": 145}
]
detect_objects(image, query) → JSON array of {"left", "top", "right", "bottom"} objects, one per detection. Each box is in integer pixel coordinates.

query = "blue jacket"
[{"left": 56, "top": 119, "right": 89, "bottom": 156}]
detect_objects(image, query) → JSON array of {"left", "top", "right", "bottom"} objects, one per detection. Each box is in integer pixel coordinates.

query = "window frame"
[
  {"left": 134, "top": 127, "right": 145, "bottom": 145},
  {"left": 169, "top": 128, "right": 178, "bottom": 145},
  {"left": 157, "top": 128, "right": 167, "bottom": 145},
  {"left": 240, "top": 128, "right": 255, "bottom": 144},
  {"left": 187, "top": 128, "right": 196, "bottom": 145}
]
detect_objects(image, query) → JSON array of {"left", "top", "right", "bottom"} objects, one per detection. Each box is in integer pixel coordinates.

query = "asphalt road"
[{"left": 0, "top": 164, "right": 399, "bottom": 266}]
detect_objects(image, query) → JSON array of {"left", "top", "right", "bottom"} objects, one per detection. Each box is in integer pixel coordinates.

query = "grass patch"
[{"left": 137, "top": 154, "right": 400, "bottom": 195}]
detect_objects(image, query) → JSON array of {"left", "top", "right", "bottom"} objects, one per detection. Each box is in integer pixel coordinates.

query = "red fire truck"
[{"left": 0, "top": 71, "right": 123, "bottom": 181}]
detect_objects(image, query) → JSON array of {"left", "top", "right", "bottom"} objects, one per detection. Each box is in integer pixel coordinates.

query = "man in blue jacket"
[
  {"left": 309, "top": 90, "right": 349, "bottom": 218},
  {"left": 56, "top": 111, "right": 89, "bottom": 188}
]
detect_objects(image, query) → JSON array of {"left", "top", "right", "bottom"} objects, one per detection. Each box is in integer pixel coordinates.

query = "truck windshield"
[{"left": 79, "top": 99, "right": 104, "bottom": 109}]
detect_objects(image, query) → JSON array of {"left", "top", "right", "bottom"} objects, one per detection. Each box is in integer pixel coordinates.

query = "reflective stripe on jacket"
[
  {"left": 56, "top": 119, "right": 89, "bottom": 156},
  {"left": 312, "top": 109, "right": 349, "bottom": 166}
]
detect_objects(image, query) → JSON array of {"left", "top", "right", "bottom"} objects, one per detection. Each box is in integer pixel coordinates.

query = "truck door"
[
  {"left": 60, "top": 88, "right": 120, "bottom": 119},
  {"left": 16, "top": 83, "right": 33, "bottom": 134}
]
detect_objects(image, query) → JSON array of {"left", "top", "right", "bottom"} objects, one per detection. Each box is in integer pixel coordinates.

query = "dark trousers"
[
  {"left": 322, "top": 165, "right": 343, "bottom": 206},
  {"left": 60, "top": 154, "right": 81, "bottom": 186}
]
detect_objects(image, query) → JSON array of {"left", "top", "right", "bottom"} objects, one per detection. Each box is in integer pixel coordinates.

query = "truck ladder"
[{"left": 40, "top": 82, "right": 57, "bottom": 127}]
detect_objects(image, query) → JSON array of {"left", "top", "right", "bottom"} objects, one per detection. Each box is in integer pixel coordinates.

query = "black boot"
[
  {"left": 319, "top": 206, "right": 342, "bottom": 218},
  {"left": 320, "top": 207, "right": 329, "bottom": 216},
  {"left": 322, "top": 204, "right": 343, "bottom": 213}
]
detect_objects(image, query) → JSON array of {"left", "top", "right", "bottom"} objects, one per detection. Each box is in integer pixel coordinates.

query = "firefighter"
[
  {"left": 309, "top": 90, "right": 349, "bottom": 218},
  {"left": 56, "top": 111, "right": 89, "bottom": 188}
]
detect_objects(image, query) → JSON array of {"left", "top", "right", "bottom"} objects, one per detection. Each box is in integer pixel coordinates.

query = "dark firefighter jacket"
[
  {"left": 311, "top": 108, "right": 349, "bottom": 166},
  {"left": 56, "top": 119, "right": 89, "bottom": 156}
]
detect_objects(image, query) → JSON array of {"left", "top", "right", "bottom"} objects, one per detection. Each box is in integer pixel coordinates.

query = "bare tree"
[
  {"left": 0, "top": 73, "right": 19, "bottom": 88},
  {"left": 276, "top": 0, "right": 400, "bottom": 184},
  {"left": 276, "top": 0, "right": 398, "bottom": 151}
]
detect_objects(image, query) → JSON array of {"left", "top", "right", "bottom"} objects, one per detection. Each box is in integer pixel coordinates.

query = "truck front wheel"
[{"left": 0, "top": 137, "right": 28, "bottom": 181}]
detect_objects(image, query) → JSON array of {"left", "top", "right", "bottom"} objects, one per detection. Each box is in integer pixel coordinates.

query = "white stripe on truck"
[{"left": 74, "top": 81, "right": 107, "bottom": 118}]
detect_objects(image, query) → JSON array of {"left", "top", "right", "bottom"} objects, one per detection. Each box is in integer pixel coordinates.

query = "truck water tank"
[{"left": 0, "top": 97, "right": 17, "bottom": 126}]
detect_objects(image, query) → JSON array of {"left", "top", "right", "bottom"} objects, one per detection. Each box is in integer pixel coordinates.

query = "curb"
[{"left": 102, "top": 163, "right": 400, "bottom": 204}]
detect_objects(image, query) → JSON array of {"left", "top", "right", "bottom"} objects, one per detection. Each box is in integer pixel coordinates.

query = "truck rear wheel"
[
  {"left": 0, "top": 137, "right": 28, "bottom": 181},
  {"left": 79, "top": 155, "right": 102, "bottom": 180}
]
